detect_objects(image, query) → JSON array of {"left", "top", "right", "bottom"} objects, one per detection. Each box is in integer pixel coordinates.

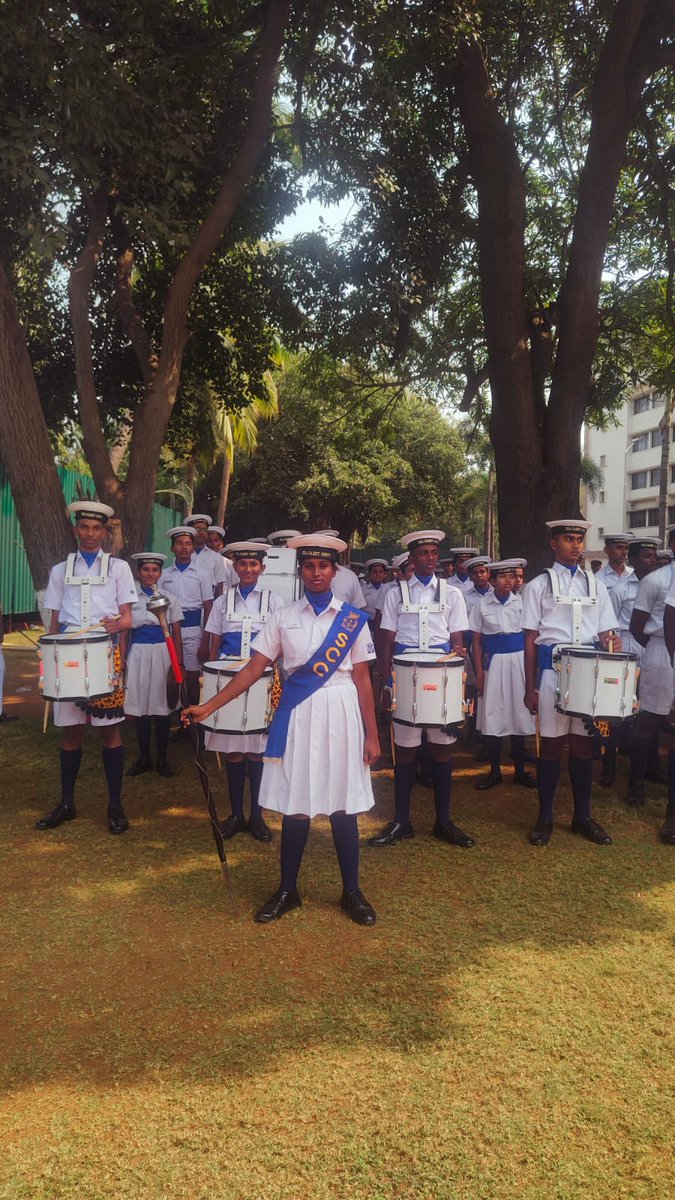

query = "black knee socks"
[
  {"left": 330, "top": 812, "right": 360, "bottom": 893},
  {"left": 225, "top": 760, "right": 247, "bottom": 819},
  {"left": 487, "top": 736, "right": 502, "bottom": 777},
  {"left": 135, "top": 717, "right": 152, "bottom": 762},
  {"left": 568, "top": 756, "right": 593, "bottom": 822},
  {"left": 666, "top": 752, "right": 675, "bottom": 819},
  {"left": 60, "top": 748, "right": 82, "bottom": 808},
  {"left": 429, "top": 758, "right": 452, "bottom": 825},
  {"left": 393, "top": 760, "right": 418, "bottom": 824},
  {"left": 102, "top": 745, "right": 125, "bottom": 814},
  {"left": 247, "top": 760, "right": 264, "bottom": 816},
  {"left": 536, "top": 759, "right": 561, "bottom": 823},
  {"left": 155, "top": 716, "right": 170, "bottom": 765},
  {"left": 629, "top": 738, "right": 650, "bottom": 786},
  {"left": 280, "top": 816, "right": 310, "bottom": 892}
]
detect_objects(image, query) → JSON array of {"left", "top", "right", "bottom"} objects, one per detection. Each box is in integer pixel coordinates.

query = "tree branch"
[
  {"left": 110, "top": 207, "right": 157, "bottom": 385},
  {"left": 67, "top": 185, "right": 122, "bottom": 503},
  {"left": 459, "top": 364, "right": 490, "bottom": 412}
]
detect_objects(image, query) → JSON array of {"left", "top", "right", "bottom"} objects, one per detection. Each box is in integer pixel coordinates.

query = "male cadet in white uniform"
[
  {"left": 370, "top": 529, "right": 475, "bottom": 848},
  {"left": 314, "top": 530, "right": 368, "bottom": 609},
  {"left": 522, "top": 518, "right": 619, "bottom": 846},
  {"left": 596, "top": 533, "right": 634, "bottom": 592},
  {"left": 447, "top": 547, "right": 480, "bottom": 594},
  {"left": 184, "top": 513, "right": 235, "bottom": 595},
  {"left": 658, "top": 574, "right": 675, "bottom": 844},
  {"left": 600, "top": 537, "right": 659, "bottom": 788},
  {"left": 206, "top": 524, "right": 226, "bottom": 553},
  {"left": 161, "top": 527, "right": 213, "bottom": 708},
  {"left": 625, "top": 546, "right": 675, "bottom": 807},
  {"left": 36, "top": 501, "right": 138, "bottom": 834},
  {"left": 362, "top": 558, "right": 389, "bottom": 624},
  {"left": 268, "top": 529, "right": 303, "bottom": 546}
]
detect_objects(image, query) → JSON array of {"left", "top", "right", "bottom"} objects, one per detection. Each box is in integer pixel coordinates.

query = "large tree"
[
  {"left": 283, "top": 0, "right": 675, "bottom": 568},
  {"left": 0, "top": 0, "right": 293, "bottom": 587}
]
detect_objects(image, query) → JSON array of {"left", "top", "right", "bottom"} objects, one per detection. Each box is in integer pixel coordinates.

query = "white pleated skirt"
[
  {"left": 205, "top": 730, "right": 267, "bottom": 755},
  {"left": 638, "top": 636, "right": 673, "bottom": 716},
  {"left": 482, "top": 652, "right": 535, "bottom": 737},
  {"left": 260, "top": 676, "right": 375, "bottom": 817},
  {"left": 124, "top": 643, "right": 174, "bottom": 717}
]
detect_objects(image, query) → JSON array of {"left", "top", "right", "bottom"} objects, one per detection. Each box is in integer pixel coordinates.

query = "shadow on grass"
[{"left": 3, "top": 719, "right": 674, "bottom": 1093}]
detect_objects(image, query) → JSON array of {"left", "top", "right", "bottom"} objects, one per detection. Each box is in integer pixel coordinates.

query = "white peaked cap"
[
  {"left": 399, "top": 529, "right": 445, "bottom": 549},
  {"left": 67, "top": 500, "right": 114, "bottom": 522},
  {"left": 185, "top": 513, "right": 212, "bottom": 525},
  {"left": 166, "top": 526, "right": 196, "bottom": 540}
]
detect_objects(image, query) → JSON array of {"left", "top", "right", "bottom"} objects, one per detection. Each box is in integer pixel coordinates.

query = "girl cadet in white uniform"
[
  {"left": 160, "top": 527, "right": 213, "bottom": 710},
  {"left": 203, "top": 541, "right": 284, "bottom": 843},
  {"left": 470, "top": 559, "right": 536, "bottom": 790},
  {"left": 37, "top": 501, "right": 138, "bottom": 835},
  {"left": 184, "top": 513, "right": 236, "bottom": 596},
  {"left": 123, "top": 552, "right": 183, "bottom": 779},
  {"left": 183, "top": 535, "right": 380, "bottom": 927},
  {"left": 370, "top": 529, "right": 475, "bottom": 850},
  {"left": 522, "top": 518, "right": 619, "bottom": 847}
]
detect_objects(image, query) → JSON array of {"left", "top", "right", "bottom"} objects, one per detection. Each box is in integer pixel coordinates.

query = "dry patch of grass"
[{"left": 1, "top": 720, "right": 673, "bottom": 1199}]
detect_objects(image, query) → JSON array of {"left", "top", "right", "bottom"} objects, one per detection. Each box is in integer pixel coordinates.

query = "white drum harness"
[
  {"left": 398, "top": 578, "right": 449, "bottom": 652},
  {"left": 64, "top": 552, "right": 111, "bottom": 627},
  {"left": 545, "top": 566, "right": 597, "bottom": 646},
  {"left": 224, "top": 586, "right": 271, "bottom": 659}
]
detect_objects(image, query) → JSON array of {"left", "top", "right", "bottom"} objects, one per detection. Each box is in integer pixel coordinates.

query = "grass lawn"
[{"left": 1, "top": 715, "right": 673, "bottom": 1200}]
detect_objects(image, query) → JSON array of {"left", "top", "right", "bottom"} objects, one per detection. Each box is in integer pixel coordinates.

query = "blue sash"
[
  {"left": 219, "top": 629, "right": 260, "bottom": 657},
  {"left": 264, "top": 605, "right": 369, "bottom": 760},
  {"left": 182, "top": 609, "right": 202, "bottom": 628},
  {"left": 483, "top": 631, "right": 523, "bottom": 667},
  {"left": 131, "top": 625, "right": 165, "bottom": 645}
]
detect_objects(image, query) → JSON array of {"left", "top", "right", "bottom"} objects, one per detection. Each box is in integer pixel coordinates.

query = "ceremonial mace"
[{"left": 147, "top": 588, "right": 234, "bottom": 901}]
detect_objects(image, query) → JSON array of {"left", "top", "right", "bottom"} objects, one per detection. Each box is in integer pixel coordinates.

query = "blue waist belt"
[
  {"left": 394, "top": 641, "right": 451, "bottom": 656},
  {"left": 182, "top": 609, "right": 202, "bottom": 628},
  {"left": 484, "top": 632, "right": 524, "bottom": 655},
  {"left": 131, "top": 625, "right": 165, "bottom": 645},
  {"left": 219, "top": 630, "right": 259, "bottom": 657}
]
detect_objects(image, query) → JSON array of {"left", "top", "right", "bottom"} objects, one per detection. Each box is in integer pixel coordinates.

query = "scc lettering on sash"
[{"left": 312, "top": 613, "right": 360, "bottom": 676}]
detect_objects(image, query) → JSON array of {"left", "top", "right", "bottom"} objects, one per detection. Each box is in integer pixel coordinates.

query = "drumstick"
[
  {"left": 61, "top": 618, "right": 121, "bottom": 637},
  {"left": 216, "top": 751, "right": 223, "bottom": 772},
  {"left": 535, "top": 707, "right": 541, "bottom": 759},
  {"left": 42, "top": 700, "right": 50, "bottom": 734}
]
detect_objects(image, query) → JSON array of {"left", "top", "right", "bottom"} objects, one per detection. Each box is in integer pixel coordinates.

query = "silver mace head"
[{"left": 147, "top": 588, "right": 171, "bottom": 617}]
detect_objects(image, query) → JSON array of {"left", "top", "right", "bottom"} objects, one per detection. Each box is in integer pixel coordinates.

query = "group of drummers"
[{"left": 34, "top": 504, "right": 675, "bottom": 927}]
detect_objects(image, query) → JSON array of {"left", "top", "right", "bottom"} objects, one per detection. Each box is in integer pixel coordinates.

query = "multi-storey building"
[{"left": 583, "top": 386, "right": 672, "bottom": 562}]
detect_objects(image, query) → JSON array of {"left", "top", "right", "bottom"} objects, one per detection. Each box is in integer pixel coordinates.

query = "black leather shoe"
[
  {"left": 659, "top": 818, "right": 675, "bottom": 845},
  {"left": 108, "top": 808, "right": 129, "bottom": 834},
  {"left": 156, "top": 762, "right": 173, "bottom": 778},
  {"left": 570, "top": 817, "right": 612, "bottom": 845},
  {"left": 367, "top": 820, "right": 415, "bottom": 847},
  {"left": 219, "top": 814, "right": 248, "bottom": 839},
  {"left": 36, "top": 802, "right": 76, "bottom": 830},
  {"left": 126, "top": 757, "right": 152, "bottom": 777},
  {"left": 514, "top": 772, "right": 536, "bottom": 789},
  {"left": 255, "top": 888, "right": 302, "bottom": 923},
  {"left": 0, "top": 712, "right": 19, "bottom": 723},
  {"left": 432, "top": 820, "right": 475, "bottom": 848},
  {"left": 528, "top": 819, "right": 553, "bottom": 846},
  {"left": 475, "top": 773, "right": 502, "bottom": 791},
  {"left": 341, "top": 888, "right": 376, "bottom": 925},
  {"left": 248, "top": 813, "right": 272, "bottom": 842}
]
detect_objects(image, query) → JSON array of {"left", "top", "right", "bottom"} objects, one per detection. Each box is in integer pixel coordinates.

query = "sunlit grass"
[{"left": 1, "top": 719, "right": 673, "bottom": 1200}]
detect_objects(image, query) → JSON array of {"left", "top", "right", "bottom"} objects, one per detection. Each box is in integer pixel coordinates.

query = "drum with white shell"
[
  {"left": 39, "top": 632, "right": 118, "bottom": 701},
  {"left": 392, "top": 651, "right": 465, "bottom": 728},
  {"left": 553, "top": 645, "right": 639, "bottom": 721},
  {"left": 199, "top": 659, "right": 273, "bottom": 734}
]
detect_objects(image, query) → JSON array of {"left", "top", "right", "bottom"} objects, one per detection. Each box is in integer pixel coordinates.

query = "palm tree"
[{"left": 215, "top": 371, "right": 279, "bottom": 525}]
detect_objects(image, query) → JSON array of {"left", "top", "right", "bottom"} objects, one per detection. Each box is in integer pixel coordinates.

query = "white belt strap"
[
  {"left": 399, "top": 578, "right": 447, "bottom": 653},
  {"left": 64, "top": 552, "right": 111, "bottom": 626},
  {"left": 224, "top": 586, "right": 271, "bottom": 658},
  {"left": 545, "top": 567, "right": 597, "bottom": 646}
]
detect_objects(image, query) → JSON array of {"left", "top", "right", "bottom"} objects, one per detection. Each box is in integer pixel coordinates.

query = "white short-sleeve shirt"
[
  {"left": 380, "top": 574, "right": 468, "bottom": 646},
  {"left": 469, "top": 589, "right": 523, "bottom": 636},
  {"left": 253, "top": 595, "right": 375, "bottom": 674},
  {"left": 332, "top": 564, "right": 367, "bottom": 609},
  {"left": 131, "top": 585, "right": 183, "bottom": 628},
  {"left": 160, "top": 561, "right": 212, "bottom": 612},
  {"left": 633, "top": 563, "right": 675, "bottom": 637},
  {"left": 205, "top": 583, "right": 284, "bottom": 637},
  {"left": 596, "top": 562, "right": 634, "bottom": 591},
  {"left": 44, "top": 549, "right": 138, "bottom": 627},
  {"left": 520, "top": 562, "right": 616, "bottom": 644}
]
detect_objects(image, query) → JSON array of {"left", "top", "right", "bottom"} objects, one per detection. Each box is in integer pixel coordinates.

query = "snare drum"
[
  {"left": 38, "top": 632, "right": 118, "bottom": 701},
  {"left": 199, "top": 659, "right": 273, "bottom": 734},
  {"left": 553, "top": 645, "right": 639, "bottom": 721},
  {"left": 392, "top": 651, "right": 465, "bottom": 727}
]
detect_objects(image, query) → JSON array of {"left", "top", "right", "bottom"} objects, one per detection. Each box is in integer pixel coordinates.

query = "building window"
[
  {"left": 631, "top": 432, "right": 649, "bottom": 452},
  {"left": 631, "top": 471, "right": 648, "bottom": 489},
  {"left": 633, "top": 394, "right": 650, "bottom": 414},
  {"left": 670, "top": 465, "right": 675, "bottom": 484},
  {"left": 598, "top": 527, "right": 604, "bottom": 537},
  {"left": 600, "top": 454, "right": 606, "bottom": 467},
  {"left": 599, "top": 491, "right": 605, "bottom": 503},
  {"left": 628, "top": 508, "right": 659, "bottom": 529},
  {"left": 669, "top": 506, "right": 675, "bottom": 525},
  {"left": 651, "top": 427, "right": 664, "bottom": 448},
  {"left": 650, "top": 467, "right": 661, "bottom": 486}
]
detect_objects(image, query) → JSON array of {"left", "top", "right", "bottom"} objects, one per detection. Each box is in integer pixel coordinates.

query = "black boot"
[{"left": 475, "top": 736, "right": 502, "bottom": 790}]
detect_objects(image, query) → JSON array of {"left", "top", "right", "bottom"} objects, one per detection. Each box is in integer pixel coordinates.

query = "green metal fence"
[{"left": 0, "top": 464, "right": 180, "bottom": 615}]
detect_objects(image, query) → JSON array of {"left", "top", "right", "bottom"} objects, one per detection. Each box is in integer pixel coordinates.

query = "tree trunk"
[
  {"left": 217, "top": 452, "right": 232, "bottom": 528},
  {"left": 0, "top": 263, "right": 74, "bottom": 589}
]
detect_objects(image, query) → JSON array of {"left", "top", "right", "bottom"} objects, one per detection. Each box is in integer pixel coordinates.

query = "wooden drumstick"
[{"left": 42, "top": 700, "right": 50, "bottom": 734}]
